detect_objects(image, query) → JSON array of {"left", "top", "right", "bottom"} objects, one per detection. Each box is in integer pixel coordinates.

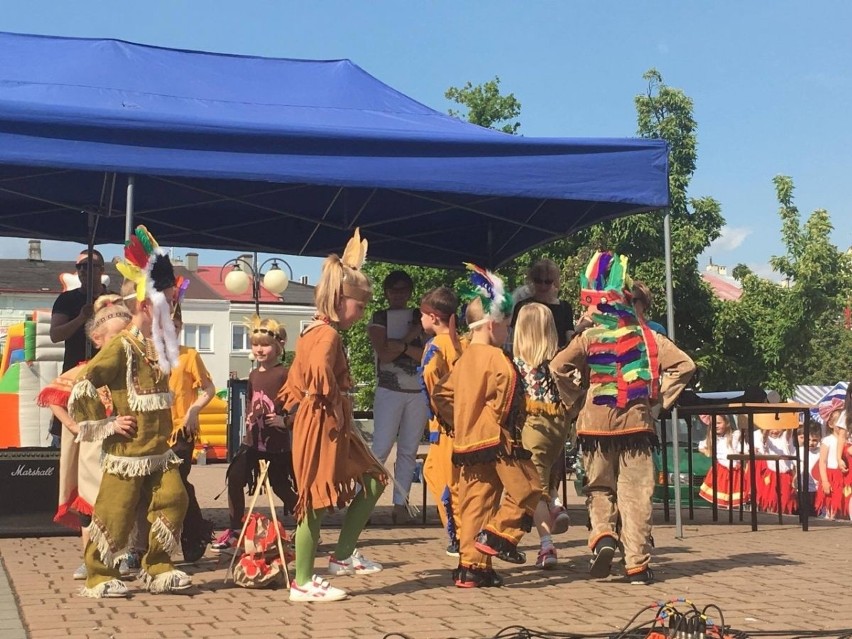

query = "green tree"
[
  {"left": 549, "top": 69, "right": 723, "bottom": 356},
  {"left": 699, "top": 176, "right": 852, "bottom": 396},
  {"left": 445, "top": 76, "right": 521, "bottom": 134}
]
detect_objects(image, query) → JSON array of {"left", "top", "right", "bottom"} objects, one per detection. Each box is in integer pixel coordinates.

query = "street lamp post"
[{"left": 220, "top": 253, "right": 294, "bottom": 316}]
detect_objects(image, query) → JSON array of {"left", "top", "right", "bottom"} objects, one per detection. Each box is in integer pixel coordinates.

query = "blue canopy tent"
[{"left": 0, "top": 32, "right": 669, "bottom": 268}]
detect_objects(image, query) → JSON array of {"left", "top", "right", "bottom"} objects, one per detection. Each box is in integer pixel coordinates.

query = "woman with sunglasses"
[{"left": 510, "top": 258, "right": 574, "bottom": 350}]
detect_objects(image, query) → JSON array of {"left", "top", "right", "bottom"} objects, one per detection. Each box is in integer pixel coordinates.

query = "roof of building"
[
  {"left": 701, "top": 271, "right": 743, "bottom": 301},
  {"left": 193, "top": 265, "right": 316, "bottom": 306}
]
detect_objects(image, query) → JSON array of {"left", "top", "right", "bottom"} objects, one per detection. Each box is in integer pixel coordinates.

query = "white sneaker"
[
  {"left": 72, "top": 563, "right": 87, "bottom": 580},
  {"left": 289, "top": 574, "right": 348, "bottom": 602},
  {"left": 328, "top": 549, "right": 383, "bottom": 576}
]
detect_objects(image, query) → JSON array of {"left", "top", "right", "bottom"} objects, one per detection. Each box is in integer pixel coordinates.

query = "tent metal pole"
[
  {"left": 125, "top": 175, "right": 135, "bottom": 242},
  {"left": 663, "top": 209, "right": 683, "bottom": 539}
]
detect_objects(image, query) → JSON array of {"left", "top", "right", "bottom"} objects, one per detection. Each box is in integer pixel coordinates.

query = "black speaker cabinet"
[{"left": 0, "top": 447, "right": 74, "bottom": 537}]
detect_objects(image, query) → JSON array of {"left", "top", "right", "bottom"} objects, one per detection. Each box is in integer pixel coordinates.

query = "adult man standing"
[
  {"left": 50, "top": 249, "right": 108, "bottom": 372},
  {"left": 49, "top": 249, "right": 108, "bottom": 445}
]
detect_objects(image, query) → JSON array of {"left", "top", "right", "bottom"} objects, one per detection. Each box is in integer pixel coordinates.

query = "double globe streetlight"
[{"left": 220, "top": 255, "right": 294, "bottom": 316}]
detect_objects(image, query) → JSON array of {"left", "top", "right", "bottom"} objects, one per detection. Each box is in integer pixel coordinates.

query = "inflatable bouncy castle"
[{"left": 0, "top": 311, "right": 64, "bottom": 448}]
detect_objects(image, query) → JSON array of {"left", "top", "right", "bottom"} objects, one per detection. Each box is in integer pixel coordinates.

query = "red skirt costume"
[
  {"left": 812, "top": 450, "right": 851, "bottom": 518},
  {"left": 699, "top": 462, "right": 749, "bottom": 509},
  {"left": 756, "top": 464, "right": 797, "bottom": 514}
]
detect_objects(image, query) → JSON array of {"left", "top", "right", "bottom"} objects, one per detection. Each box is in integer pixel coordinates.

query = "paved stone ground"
[{"left": 2, "top": 463, "right": 851, "bottom": 638}]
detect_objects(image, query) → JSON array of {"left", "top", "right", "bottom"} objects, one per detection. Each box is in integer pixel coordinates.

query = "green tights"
[{"left": 294, "top": 475, "right": 384, "bottom": 586}]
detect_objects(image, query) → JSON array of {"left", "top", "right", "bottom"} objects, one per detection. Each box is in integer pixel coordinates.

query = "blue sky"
[{"left": 1, "top": 1, "right": 849, "bottom": 284}]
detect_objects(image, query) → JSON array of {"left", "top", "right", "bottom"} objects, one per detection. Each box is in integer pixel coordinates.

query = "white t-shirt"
[
  {"left": 821, "top": 434, "right": 839, "bottom": 470},
  {"left": 756, "top": 432, "right": 796, "bottom": 473},
  {"left": 699, "top": 430, "right": 746, "bottom": 468},
  {"left": 799, "top": 446, "right": 820, "bottom": 492}
]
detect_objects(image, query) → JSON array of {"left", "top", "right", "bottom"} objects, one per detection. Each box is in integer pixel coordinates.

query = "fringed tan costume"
[
  {"left": 70, "top": 226, "right": 189, "bottom": 598},
  {"left": 432, "top": 264, "right": 542, "bottom": 588},
  {"left": 549, "top": 252, "right": 695, "bottom": 582}
]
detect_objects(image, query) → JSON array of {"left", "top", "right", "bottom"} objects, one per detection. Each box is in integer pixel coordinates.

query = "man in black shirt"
[{"left": 50, "top": 249, "right": 108, "bottom": 371}]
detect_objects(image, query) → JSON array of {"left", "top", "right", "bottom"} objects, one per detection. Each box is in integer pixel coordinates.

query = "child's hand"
[
  {"left": 264, "top": 413, "right": 287, "bottom": 429},
  {"left": 181, "top": 406, "right": 200, "bottom": 438},
  {"left": 113, "top": 415, "right": 137, "bottom": 439},
  {"left": 822, "top": 480, "right": 832, "bottom": 495}
]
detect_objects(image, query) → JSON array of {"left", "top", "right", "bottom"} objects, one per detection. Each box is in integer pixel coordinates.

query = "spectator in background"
[
  {"left": 368, "top": 270, "right": 427, "bottom": 524},
  {"left": 511, "top": 258, "right": 573, "bottom": 350},
  {"left": 49, "top": 249, "right": 108, "bottom": 446}
]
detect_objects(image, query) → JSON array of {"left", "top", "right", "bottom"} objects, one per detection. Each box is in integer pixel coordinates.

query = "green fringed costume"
[{"left": 70, "top": 326, "right": 188, "bottom": 596}]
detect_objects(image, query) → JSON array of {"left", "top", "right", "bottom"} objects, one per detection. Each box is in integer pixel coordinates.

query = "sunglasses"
[
  {"left": 76, "top": 262, "right": 104, "bottom": 270},
  {"left": 533, "top": 278, "right": 554, "bottom": 285}
]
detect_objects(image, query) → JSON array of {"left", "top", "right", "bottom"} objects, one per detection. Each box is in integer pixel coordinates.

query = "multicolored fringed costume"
[
  {"left": 70, "top": 226, "right": 189, "bottom": 597},
  {"left": 550, "top": 251, "right": 695, "bottom": 579},
  {"left": 432, "top": 264, "right": 542, "bottom": 588},
  {"left": 420, "top": 332, "right": 466, "bottom": 553}
]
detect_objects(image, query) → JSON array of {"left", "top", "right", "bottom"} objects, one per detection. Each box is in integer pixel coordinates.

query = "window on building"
[
  {"left": 183, "top": 324, "right": 213, "bottom": 352},
  {"left": 232, "top": 323, "right": 251, "bottom": 352}
]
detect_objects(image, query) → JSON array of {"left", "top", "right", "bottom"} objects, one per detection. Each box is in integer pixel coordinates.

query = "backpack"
[{"left": 232, "top": 513, "right": 294, "bottom": 589}]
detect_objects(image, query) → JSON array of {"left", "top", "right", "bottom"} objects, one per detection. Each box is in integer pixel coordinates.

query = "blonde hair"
[
  {"left": 314, "top": 254, "right": 372, "bottom": 322},
  {"left": 703, "top": 414, "right": 735, "bottom": 451},
  {"left": 464, "top": 296, "right": 486, "bottom": 328},
  {"left": 246, "top": 316, "right": 286, "bottom": 355},
  {"left": 86, "top": 294, "right": 132, "bottom": 342},
  {"left": 513, "top": 303, "right": 558, "bottom": 367}
]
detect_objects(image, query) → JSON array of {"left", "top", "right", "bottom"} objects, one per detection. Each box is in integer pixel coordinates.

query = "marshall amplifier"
[{"left": 0, "top": 447, "right": 73, "bottom": 537}]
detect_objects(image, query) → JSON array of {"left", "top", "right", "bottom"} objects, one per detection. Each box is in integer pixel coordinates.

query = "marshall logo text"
[{"left": 10, "top": 465, "right": 55, "bottom": 477}]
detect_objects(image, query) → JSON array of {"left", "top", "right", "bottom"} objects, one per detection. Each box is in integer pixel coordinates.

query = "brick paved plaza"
[{"left": 1, "top": 464, "right": 850, "bottom": 639}]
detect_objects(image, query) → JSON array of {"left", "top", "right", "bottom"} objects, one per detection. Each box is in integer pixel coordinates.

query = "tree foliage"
[
  {"left": 699, "top": 176, "right": 852, "bottom": 396},
  {"left": 445, "top": 76, "right": 521, "bottom": 134}
]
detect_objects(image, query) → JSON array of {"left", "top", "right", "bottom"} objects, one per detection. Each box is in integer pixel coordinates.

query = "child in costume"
[
  {"left": 212, "top": 317, "right": 297, "bottom": 553},
  {"left": 69, "top": 225, "right": 190, "bottom": 598},
  {"left": 814, "top": 400, "right": 848, "bottom": 519},
  {"left": 432, "top": 264, "right": 542, "bottom": 589},
  {"left": 698, "top": 414, "right": 748, "bottom": 509},
  {"left": 38, "top": 294, "right": 132, "bottom": 580},
  {"left": 549, "top": 251, "right": 695, "bottom": 586},
  {"left": 513, "top": 302, "right": 572, "bottom": 570},
  {"left": 419, "top": 286, "right": 466, "bottom": 556},
  {"left": 168, "top": 300, "right": 217, "bottom": 561},
  {"left": 754, "top": 427, "right": 797, "bottom": 514},
  {"left": 279, "top": 228, "right": 387, "bottom": 603},
  {"left": 797, "top": 424, "right": 821, "bottom": 516}
]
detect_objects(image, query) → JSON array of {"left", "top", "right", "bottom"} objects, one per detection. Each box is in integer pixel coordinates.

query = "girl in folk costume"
[
  {"left": 212, "top": 316, "right": 297, "bottom": 553},
  {"left": 69, "top": 225, "right": 190, "bottom": 598},
  {"left": 432, "top": 264, "right": 542, "bottom": 589},
  {"left": 419, "top": 286, "right": 466, "bottom": 557},
  {"left": 513, "top": 302, "right": 572, "bottom": 570},
  {"left": 813, "top": 400, "right": 849, "bottom": 520},
  {"left": 550, "top": 252, "right": 695, "bottom": 586},
  {"left": 754, "top": 427, "right": 797, "bottom": 514},
  {"left": 698, "top": 414, "right": 748, "bottom": 509},
  {"left": 278, "top": 229, "right": 387, "bottom": 603},
  {"left": 37, "top": 295, "right": 132, "bottom": 580},
  {"left": 797, "top": 424, "right": 822, "bottom": 517}
]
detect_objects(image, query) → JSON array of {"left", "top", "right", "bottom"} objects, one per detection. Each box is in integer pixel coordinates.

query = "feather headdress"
[
  {"left": 116, "top": 225, "right": 179, "bottom": 374},
  {"left": 458, "top": 262, "right": 514, "bottom": 329},
  {"left": 580, "top": 251, "right": 659, "bottom": 409}
]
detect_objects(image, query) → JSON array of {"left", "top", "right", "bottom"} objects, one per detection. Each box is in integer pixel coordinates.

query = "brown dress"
[{"left": 279, "top": 321, "right": 384, "bottom": 522}]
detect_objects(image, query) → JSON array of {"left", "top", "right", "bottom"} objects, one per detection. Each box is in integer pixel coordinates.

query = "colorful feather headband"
[
  {"left": 116, "top": 225, "right": 179, "bottom": 374},
  {"left": 458, "top": 262, "right": 514, "bottom": 329},
  {"left": 580, "top": 251, "right": 658, "bottom": 409}
]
